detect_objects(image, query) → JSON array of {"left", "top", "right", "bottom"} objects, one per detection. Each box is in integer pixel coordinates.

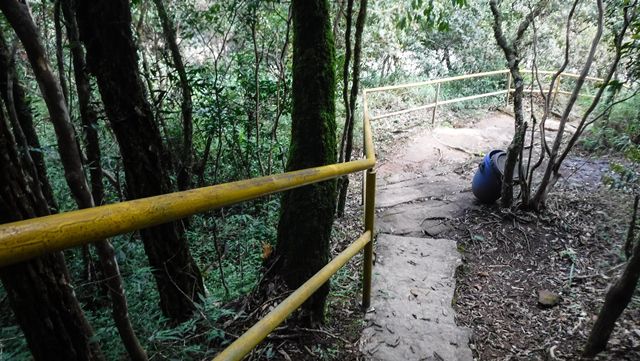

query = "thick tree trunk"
[
  {"left": 276, "top": 0, "right": 337, "bottom": 324},
  {"left": 584, "top": 216, "right": 640, "bottom": 357},
  {"left": 0, "top": 90, "right": 103, "bottom": 361},
  {"left": 76, "top": 0, "right": 204, "bottom": 323},
  {"left": 4, "top": 1, "right": 147, "bottom": 359},
  {"left": 59, "top": 1, "right": 148, "bottom": 359},
  {"left": 4, "top": 1, "right": 148, "bottom": 359},
  {"left": 152, "top": 0, "right": 193, "bottom": 191}
]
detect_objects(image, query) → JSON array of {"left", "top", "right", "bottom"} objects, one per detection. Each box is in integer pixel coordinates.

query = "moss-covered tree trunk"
[{"left": 275, "top": 0, "right": 337, "bottom": 324}]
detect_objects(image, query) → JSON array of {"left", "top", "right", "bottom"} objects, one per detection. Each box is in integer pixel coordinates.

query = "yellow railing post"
[
  {"left": 505, "top": 72, "right": 512, "bottom": 106},
  {"left": 362, "top": 169, "right": 376, "bottom": 310},
  {"left": 431, "top": 82, "right": 440, "bottom": 126}
]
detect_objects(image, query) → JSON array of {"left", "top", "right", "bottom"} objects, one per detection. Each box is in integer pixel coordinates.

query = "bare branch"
[{"left": 556, "top": 1, "right": 637, "bottom": 169}]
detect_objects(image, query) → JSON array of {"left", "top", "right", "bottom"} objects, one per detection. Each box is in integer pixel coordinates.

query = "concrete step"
[{"left": 360, "top": 234, "right": 473, "bottom": 361}]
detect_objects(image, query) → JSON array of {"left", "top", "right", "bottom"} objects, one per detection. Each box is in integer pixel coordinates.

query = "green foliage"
[
  {"left": 581, "top": 91, "right": 640, "bottom": 154},
  {"left": 604, "top": 162, "right": 639, "bottom": 193},
  {"left": 0, "top": 325, "right": 29, "bottom": 361}
]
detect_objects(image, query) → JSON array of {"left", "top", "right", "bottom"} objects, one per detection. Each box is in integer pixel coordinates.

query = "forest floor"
[{"left": 229, "top": 105, "right": 639, "bottom": 361}]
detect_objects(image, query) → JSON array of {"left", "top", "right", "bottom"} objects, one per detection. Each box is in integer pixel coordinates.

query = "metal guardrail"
[
  {"left": 366, "top": 69, "right": 605, "bottom": 123},
  {"left": 0, "top": 114, "right": 376, "bottom": 267},
  {"left": 0, "top": 69, "right": 607, "bottom": 361}
]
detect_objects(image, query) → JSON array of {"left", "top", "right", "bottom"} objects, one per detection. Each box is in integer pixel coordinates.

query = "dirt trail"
[{"left": 359, "top": 112, "right": 516, "bottom": 360}]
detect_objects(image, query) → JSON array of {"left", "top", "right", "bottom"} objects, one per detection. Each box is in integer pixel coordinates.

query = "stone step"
[{"left": 360, "top": 234, "right": 473, "bottom": 361}]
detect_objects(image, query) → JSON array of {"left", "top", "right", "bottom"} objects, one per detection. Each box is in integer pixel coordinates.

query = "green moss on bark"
[{"left": 275, "top": 0, "right": 337, "bottom": 324}]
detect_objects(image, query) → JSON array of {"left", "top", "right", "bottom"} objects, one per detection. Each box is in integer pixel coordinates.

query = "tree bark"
[
  {"left": 624, "top": 195, "right": 639, "bottom": 258},
  {"left": 58, "top": 1, "right": 148, "bottom": 359},
  {"left": 584, "top": 213, "right": 640, "bottom": 357},
  {"left": 0, "top": 28, "right": 57, "bottom": 212},
  {"left": 0, "top": 84, "right": 103, "bottom": 361},
  {"left": 275, "top": 0, "right": 337, "bottom": 324},
  {"left": 489, "top": 0, "right": 544, "bottom": 208},
  {"left": 337, "top": 0, "right": 367, "bottom": 217},
  {"left": 60, "top": 0, "right": 104, "bottom": 207},
  {"left": 3, "top": 1, "right": 148, "bottom": 359},
  {"left": 152, "top": 0, "right": 194, "bottom": 191},
  {"left": 53, "top": 0, "right": 69, "bottom": 105},
  {"left": 0, "top": 0, "right": 93, "bottom": 208},
  {"left": 531, "top": 0, "right": 604, "bottom": 209},
  {"left": 76, "top": 0, "right": 204, "bottom": 323}
]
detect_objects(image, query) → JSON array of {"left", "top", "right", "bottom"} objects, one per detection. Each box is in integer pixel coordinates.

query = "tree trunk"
[
  {"left": 152, "top": 0, "right": 193, "bottom": 191},
  {"left": 58, "top": 1, "right": 148, "bottom": 359},
  {"left": 0, "top": 0, "right": 93, "bottom": 208},
  {"left": 336, "top": 0, "right": 353, "bottom": 218},
  {"left": 3, "top": 1, "right": 148, "bottom": 359},
  {"left": 500, "top": 75, "right": 526, "bottom": 208},
  {"left": 60, "top": 0, "right": 104, "bottom": 207},
  {"left": 337, "top": 0, "right": 367, "bottom": 217},
  {"left": 53, "top": 0, "right": 69, "bottom": 105},
  {"left": 0, "top": 28, "right": 57, "bottom": 212},
  {"left": 530, "top": 0, "right": 603, "bottom": 209},
  {"left": 76, "top": 0, "right": 204, "bottom": 323},
  {"left": 584, "top": 215, "right": 640, "bottom": 357},
  {"left": 0, "top": 84, "right": 103, "bottom": 361},
  {"left": 489, "top": 0, "right": 543, "bottom": 208},
  {"left": 275, "top": 0, "right": 337, "bottom": 324},
  {"left": 624, "top": 195, "right": 639, "bottom": 259}
]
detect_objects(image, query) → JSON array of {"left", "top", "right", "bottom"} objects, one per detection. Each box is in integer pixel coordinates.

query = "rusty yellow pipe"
[
  {"left": 212, "top": 231, "right": 371, "bottom": 361},
  {"left": 0, "top": 107, "right": 375, "bottom": 267},
  {"left": 0, "top": 159, "right": 375, "bottom": 267}
]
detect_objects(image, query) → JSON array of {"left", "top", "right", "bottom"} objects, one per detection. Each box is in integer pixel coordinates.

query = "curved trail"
[{"left": 359, "top": 112, "right": 516, "bottom": 360}]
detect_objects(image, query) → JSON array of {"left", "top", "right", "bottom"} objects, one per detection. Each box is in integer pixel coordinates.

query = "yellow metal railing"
[
  {"left": 0, "top": 69, "right": 606, "bottom": 361},
  {"left": 366, "top": 69, "right": 605, "bottom": 123},
  {"left": 0, "top": 114, "right": 375, "bottom": 267}
]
